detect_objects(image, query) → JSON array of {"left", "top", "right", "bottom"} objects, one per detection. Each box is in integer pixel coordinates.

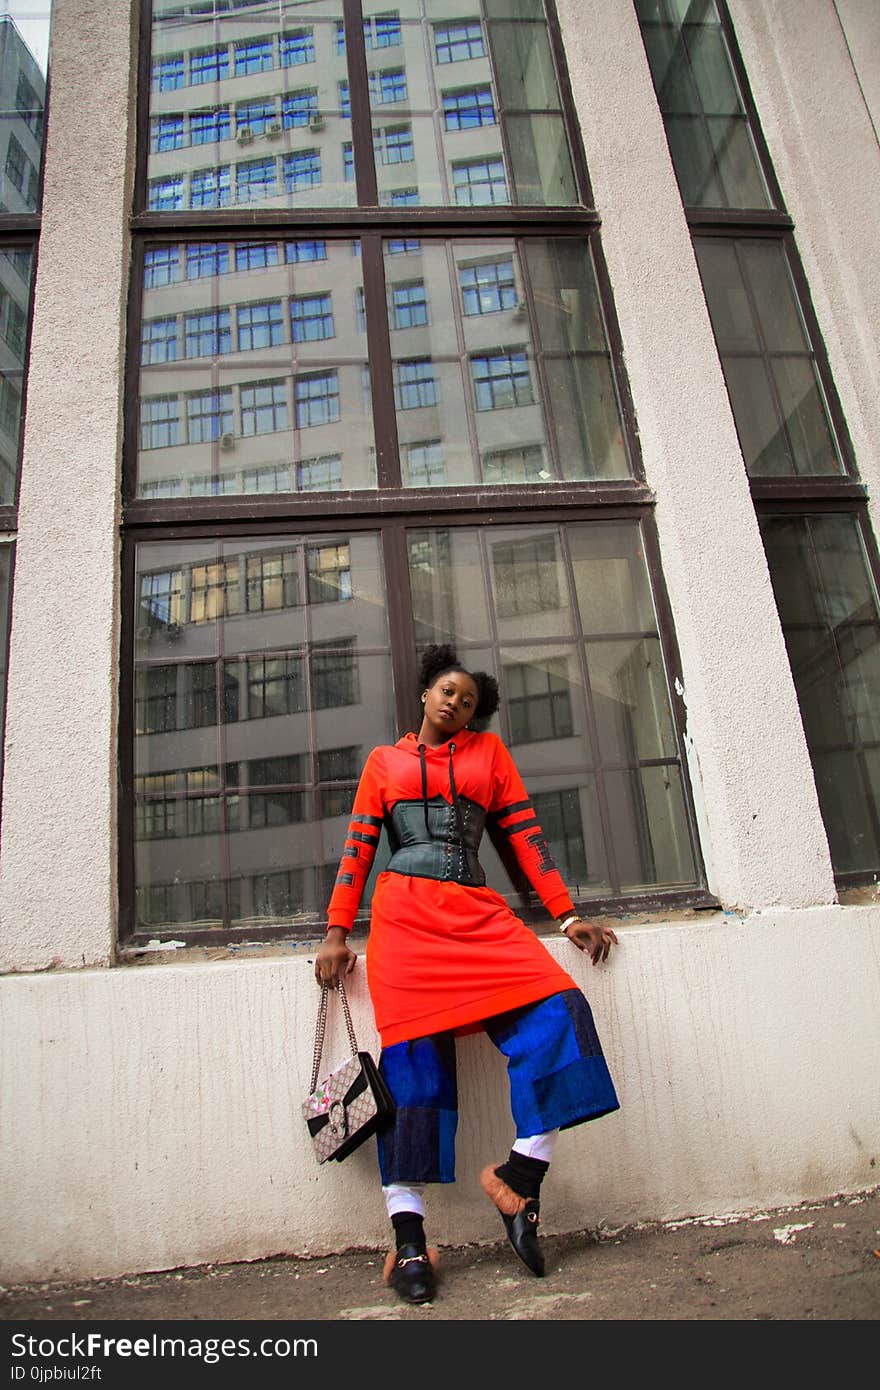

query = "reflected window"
[
  {"left": 443, "top": 87, "right": 496, "bottom": 131},
  {"left": 295, "top": 371, "right": 339, "bottom": 428},
  {"left": 507, "top": 659, "right": 573, "bottom": 744},
  {"left": 241, "top": 381, "right": 288, "bottom": 437},
  {"left": 307, "top": 543, "right": 351, "bottom": 604},
  {"left": 234, "top": 40, "right": 273, "bottom": 78},
  {"left": 291, "top": 293, "right": 334, "bottom": 342},
  {"left": 390, "top": 282, "right": 427, "bottom": 330},
  {"left": 187, "top": 389, "right": 233, "bottom": 444},
  {"left": 453, "top": 157, "right": 507, "bottom": 206},
  {"left": 471, "top": 350, "right": 532, "bottom": 411},
  {"left": 434, "top": 21, "right": 485, "bottom": 65},
  {"left": 280, "top": 31, "right": 315, "bottom": 68},
  {"left": 191, "top": 107, "right": 231, "bottom": 145},
  {"left": 190, "top": 46, "right": 229, "bottom": 85},
  {"left": 237, "top": 300, "right": 284, "bottom": 351},
  {"left": 460, "top": 259, "right": 517, "bottom": 315},
  {"left": 493, "top": 535, "right": 559, "bottom": 619},
  {"left": 395, "top": 359, "right": 437, "bottom": 410},
  {"left": 298, "top": 454, "right": 342, "bottom": 492}
]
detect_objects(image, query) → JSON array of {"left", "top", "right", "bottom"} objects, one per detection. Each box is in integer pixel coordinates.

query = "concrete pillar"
[{"left": 0, "top": 1, "right": 136, "bottom": 970}]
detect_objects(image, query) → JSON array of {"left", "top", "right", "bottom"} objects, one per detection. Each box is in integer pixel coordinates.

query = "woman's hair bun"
[{"left": 417, "top": 644, "right": 500, "bottom": 725}]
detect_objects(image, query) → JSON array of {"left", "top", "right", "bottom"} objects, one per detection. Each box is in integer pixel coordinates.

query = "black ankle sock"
[
  {"left": 391, "top": 1211, "right": 426, "bottom": 1252},
  {"left": 494, "top": 1150, "right": 549, "bottom": 1201}
]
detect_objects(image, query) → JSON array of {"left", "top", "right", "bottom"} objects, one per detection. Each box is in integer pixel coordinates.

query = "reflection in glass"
[
  {"left": 0, "top": 5, "right": 49, "bottom": 214},
  {"left": 132, "top": 531, "right": 395, "bottom": 933},
  {"left": 761, "top": 512, "right": 880, "bottom": 875},
  {"left": 636, "top": 0, "right": 773, "bottom": 210},
  {"left": 0, "top": 246, "right": 34, "bottom": 504},
  {"left": 406, "top": 519, "right": 697, "bottom": 904},
  {"left": 388, "top": 238, "right": 630, "bottom": 486},
  {"left": 137, "top": 239, "right": 375, "bottom": 496},
  {"left": 148, "top": 0, "right": 579, "bottom": 209},
  {"left": 694, "top": 237, "right": 843, "bottom": 478},
  {"left": 148, "top": 1, "right": 355, "bottom": 211}
]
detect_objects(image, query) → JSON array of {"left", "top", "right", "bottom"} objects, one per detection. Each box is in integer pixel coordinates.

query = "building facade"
[{"left": 0, "top": 0, "right": 878, "bottom": 1282}]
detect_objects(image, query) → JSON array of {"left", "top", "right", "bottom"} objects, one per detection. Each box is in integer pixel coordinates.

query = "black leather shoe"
[
  {"left": 500, "top": 1199, "right": 545, "bottom": 1278},
  {"left": 385, "top": 1244, "right": 436, "bottom": 1303}
]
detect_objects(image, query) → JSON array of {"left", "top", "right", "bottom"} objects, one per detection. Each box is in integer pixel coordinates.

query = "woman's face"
[{"left": 422, "top": 669, "right": 479, "bottom": 738}]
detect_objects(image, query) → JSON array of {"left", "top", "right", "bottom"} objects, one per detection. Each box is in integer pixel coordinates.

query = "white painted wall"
[{"left": 2, "top": 912, "right": 878, "bottom": 1283}]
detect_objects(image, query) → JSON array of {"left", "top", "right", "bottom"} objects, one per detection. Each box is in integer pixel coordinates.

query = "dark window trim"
[
  {"left": 120, "top": 0, "right": 711, "bottom": 943},
  {"left": 119, "top": 504, "right": 713, "bottom": 944}
]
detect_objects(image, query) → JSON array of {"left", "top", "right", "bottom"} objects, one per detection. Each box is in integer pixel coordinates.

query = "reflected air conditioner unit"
[
  {"left": 309, "top": 114, "right": 325, "bottom": 133},
  {"left": 266, "top": 120, "right": 282, "bottom": 138},
  {"left": 219, "top": 432, "right": 236, "bottom": 451},
  {"left": 513, "top": 299, "right": 528, "bottom": 320},
  {"left": 237, "top": 126, "right": 254, "bottom": 145},
  {"left": 136, "top": 625, "right": 153, "bottom": 642}
]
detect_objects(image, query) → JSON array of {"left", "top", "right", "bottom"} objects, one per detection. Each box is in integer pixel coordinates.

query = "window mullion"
[
  {"left": 343, "top": 0, "right": 377, "bottom": 207},
  {"left": 361, "top": 231, "right": 400, "bottom": 488}
]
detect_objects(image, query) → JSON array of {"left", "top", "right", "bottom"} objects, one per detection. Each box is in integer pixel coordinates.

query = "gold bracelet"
[{"left": 558, "top": 914, "right": 580, "bottom": 935}]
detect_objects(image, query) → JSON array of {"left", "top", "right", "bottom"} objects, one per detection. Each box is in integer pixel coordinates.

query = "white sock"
[
  {"left": 512, "top": 1130, "right": 559, "bottom": 1164},
  {"left": 382, "top": 1182, "right": 426, "bottom": 1219}
]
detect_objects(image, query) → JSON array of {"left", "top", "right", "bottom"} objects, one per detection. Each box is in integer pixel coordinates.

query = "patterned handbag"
[{"left": 303, "top": 978, "right": 395, "bottom": 1164}]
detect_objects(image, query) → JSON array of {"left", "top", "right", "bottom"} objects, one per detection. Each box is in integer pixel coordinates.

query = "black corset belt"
[{"left": 385, "top": 796, "right": 488, "bottom": 887}]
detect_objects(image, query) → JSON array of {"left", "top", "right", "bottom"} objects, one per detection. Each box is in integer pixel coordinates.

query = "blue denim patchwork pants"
[{"left": 377, "top": 988, "right": 619, "bottom": 1185}]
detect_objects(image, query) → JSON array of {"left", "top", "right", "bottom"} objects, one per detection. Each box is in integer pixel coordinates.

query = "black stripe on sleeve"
[
  {"left": 335, "top": 872, "right": 355, "bottom": 887},
  {"left": 494, "top": 798, "right": 533, "bottom": 821},
  {"left": 348, "top": 829, "right": 379, "bottom": 845},
  {"left": 352, "top": 813, "right": 383, "bottom": 828},
  {"left": 342, "top": 845, "right": 359, "bottom": 860},
  {"left": 498, "top": 816, "right": 541, "bottom": 838}
]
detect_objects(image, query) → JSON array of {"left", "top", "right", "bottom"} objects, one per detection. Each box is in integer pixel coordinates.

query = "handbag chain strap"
[{"left": 309, "top": 978, "right": 361, "bottom": 1094}]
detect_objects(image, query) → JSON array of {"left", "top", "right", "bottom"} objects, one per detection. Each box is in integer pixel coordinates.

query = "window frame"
[{"left": 120, "top": 0, "right": 714, "bottom": 945}]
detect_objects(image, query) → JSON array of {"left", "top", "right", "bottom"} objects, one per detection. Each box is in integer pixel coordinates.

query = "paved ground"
[{"left": 2, "top": 1188, "right": 878, "bottom": 1323}]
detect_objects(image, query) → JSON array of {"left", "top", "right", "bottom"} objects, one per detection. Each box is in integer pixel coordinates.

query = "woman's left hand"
[{"left": 562, "top": 918, "right": 619, "bottom": 965}]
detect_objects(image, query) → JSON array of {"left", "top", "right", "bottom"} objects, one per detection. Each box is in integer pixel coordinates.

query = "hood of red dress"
[{"left": 394, "top": 729, "right": 480, "bottom": 756}]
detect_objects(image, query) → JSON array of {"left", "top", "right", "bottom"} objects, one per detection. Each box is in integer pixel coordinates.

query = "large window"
[
  {"left": 636, "top": 0, "right": 874, "bottom": 881},
  {"left": 124, "top": 1, "right": 708, "bottom": 942}
]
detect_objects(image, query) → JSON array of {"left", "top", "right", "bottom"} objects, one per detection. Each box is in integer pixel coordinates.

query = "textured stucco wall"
[
  {"left": 0, "top": 0, "right": 135, "bottom": 971},
  {"left": 556, "top": 0, "right": 837, "bottom": 910},
  {"left": 2, "top": 911, "right": 878, "bottom": 1283}
]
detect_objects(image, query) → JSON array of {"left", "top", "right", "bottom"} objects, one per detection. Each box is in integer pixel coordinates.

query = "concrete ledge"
[{"left": 2, "top": 907, "right": 878, "bottom": 1282}]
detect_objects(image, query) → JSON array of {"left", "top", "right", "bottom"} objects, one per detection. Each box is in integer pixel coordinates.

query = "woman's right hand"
[{"left": 314, "top": 926, "right": 358, "bottom": 987}]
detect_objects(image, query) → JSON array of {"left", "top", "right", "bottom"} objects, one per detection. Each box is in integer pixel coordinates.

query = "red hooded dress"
[{"left": 326, "top": 729, "right": 579, "bottom": 1048}]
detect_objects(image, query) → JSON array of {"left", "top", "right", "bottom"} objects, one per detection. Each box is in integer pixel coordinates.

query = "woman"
[{"left": 315, "top": 644, "right": 619, "bottom": 1303}]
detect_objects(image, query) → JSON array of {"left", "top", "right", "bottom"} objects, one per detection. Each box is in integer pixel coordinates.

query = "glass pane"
[
  {"left": 761, "top": 512, "right": 880, "bottom": 877},
  {"left": 587, "top": 637, "right": 677, "bottom": 764},
  {"left": 405, "top": 521, "right": 699, "bottom": 901},
  {"left": 637, "top": 0, "right": 774, "bottom": 210},
  {"left": 132, "top": 531, "right": 394, "bottom": 934},
  {"left": 408, "top": 527, "right": 492, "bottom": 643},
  {"left": 0, "top": 4, "right": 50, "bottom": 214},
  {"left": 147, "top": 3, "right": 355, "bottom": 212},
  {"left": 770, "top": 356, "right": 840, "bottom": 477},
  {"left": 569, "top": 522, "right": 657, "bottom": 634},
  {"left": 693, "top": 239, "right": 759, "bottom": 353},
  {"left": 0, "top": 246, "right": 34, "bottom": 504},
  {"left": 137, "top": 239, "right": 375, "bottom": 496},
  {"left": 695, "top": 235, "right": 845, "bottom": 478},
  {"left": 741, "top": 242, "right": 809, "bottom": 354},
  {"left": 723, "top": 356, "right": 790, "bottom": 477},
  {"left": 501, "top": 644, "right": 592, "bottom": 775},
  {"left": 388, "top": 238, "right": 630, "bottom": 487},
  {"left": 607, "top": 765, "right": 696, "bottom": 892}
]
